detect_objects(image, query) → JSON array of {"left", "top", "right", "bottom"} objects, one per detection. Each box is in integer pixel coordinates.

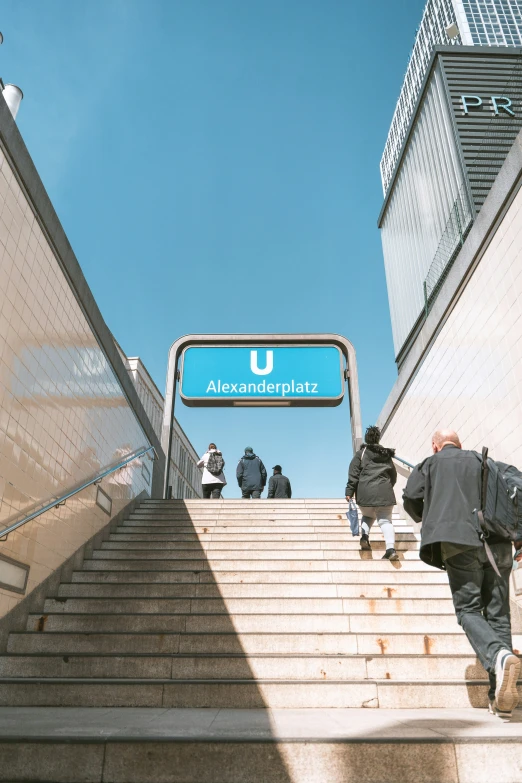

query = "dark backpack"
[
  {"left": 207, "top": 451, "right": 224, "bottom": 476},
  {"left": 478, "top": 447, "right": 522, "bottom": 544}
]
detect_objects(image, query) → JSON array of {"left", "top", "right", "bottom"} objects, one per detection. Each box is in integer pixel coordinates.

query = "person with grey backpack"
[{"left": 197, "top": 443, "right": 226, "bottom": 499}]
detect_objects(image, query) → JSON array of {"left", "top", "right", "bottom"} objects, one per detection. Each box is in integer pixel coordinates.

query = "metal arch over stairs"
[{"left": 160, "top": 334, "right": 363, "bottom": 499}]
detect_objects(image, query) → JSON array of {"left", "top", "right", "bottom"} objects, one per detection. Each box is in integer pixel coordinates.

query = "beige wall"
[
  {"left": 379, "top": 176, "right": 522, "bottom": 602},
  {"left": 0, "top": 142, "right": 152, "bottom": 619},
  {"left": 381, "top": 181, "right": 522, "bottom": 469}
]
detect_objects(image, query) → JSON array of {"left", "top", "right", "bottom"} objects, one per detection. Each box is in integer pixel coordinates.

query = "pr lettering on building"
[{"left": 461, "top": 95, "right": 515, "bottom": 116}]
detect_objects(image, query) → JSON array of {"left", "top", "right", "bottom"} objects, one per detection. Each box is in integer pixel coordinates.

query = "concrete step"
[
  {"left": 0, "top": 653, "right": 497, "bottom": 681},
  {"left": 71, "top": 568, "right": 449, "bottom": 584},
  {"left": 22, "top": 613, "right": 468, "bottom": 637},
  {"left": 1, "top": 706, "right": 521, "bottom": 783},
  {"left": 118, "top": 522, "right": 414, "bottom": 541},
  {"left": 89, "top": 548, "right": 422, "bottom": 561},
  {"left": 0, "top": 678, "right": 517, "bottom": 710},
  {"left": 8, "top": 622, "right": 479, "bottom": 658},
  {"left": 54, "top": 582, "right": 452, "bottom": 599},
  {"left": 38, "top": 596, "right": 455, "bottom": 615},
  {"left": 81, "top": 557, "right": 435, "bottom": 571},
  {"left": 103, "top": 539, "right": 421, "bottom": 551},
  {"left": 112, "top": 530, "right": 420, "bottom": 542},
  {"left": 131, "top": 510, "right": 407, "bottom": 518},
  {"left": 126, "top": 515, "right": 408, "bottom": 524},
  {"left": 125, "top": 517, "right": 408, "bottom": 526}
]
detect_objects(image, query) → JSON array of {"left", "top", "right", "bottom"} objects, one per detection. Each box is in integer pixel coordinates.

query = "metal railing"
[
  {"left": 394, "top": 455, "right": 415, "bottom": 470},
  {"left": 0, "top": 444, "right": 156, "bottom": 541}
]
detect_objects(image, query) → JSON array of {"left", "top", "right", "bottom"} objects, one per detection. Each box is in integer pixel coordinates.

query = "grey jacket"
[{"left": 267, "top": 473, "right": 292, "bottom": 499}]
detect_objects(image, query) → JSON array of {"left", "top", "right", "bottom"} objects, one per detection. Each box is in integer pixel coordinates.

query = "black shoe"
[
  {"left": 382, "top": 548, "right": 399, "bottom": 561},
  {"left": 360, "top": 534, "right": 371, "bottom": 551}
]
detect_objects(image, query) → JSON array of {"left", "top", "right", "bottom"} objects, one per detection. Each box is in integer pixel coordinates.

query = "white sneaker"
[
  {"left": 494, "top": 649, "right": 521, "bottom": 713},
  {"left": 488, "top": 700, "right": 512, "bottom": 721}
]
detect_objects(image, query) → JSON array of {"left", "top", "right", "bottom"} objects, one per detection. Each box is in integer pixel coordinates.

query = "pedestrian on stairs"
[
  {"left": 237, "top": 447, "right": 267, "bottom": 499},
  {"left": 345, "top": 425, "right": 399, "bottom": 560},
  {"left": 197, "top": 443, "right": 226, "bottom": 499},
  {"left": 403, "top": 429, "right": 522, "bottom": 719},
  {"left": 267, "top": 465, "right": 292, "bottom": 498}
]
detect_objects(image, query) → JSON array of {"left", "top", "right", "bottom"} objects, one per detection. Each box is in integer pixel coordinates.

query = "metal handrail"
[
  {"left": 394, "top": 455, "right": 415, "bottom": 470},
  {"left": 0, "top": 444, "right": 156, "bottom": 541}
]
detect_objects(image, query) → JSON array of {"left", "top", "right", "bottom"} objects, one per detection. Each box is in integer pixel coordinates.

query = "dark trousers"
[
  {"left": 241, "top": 489, "right": 261, "bottom": 499},
  {"left": 444, "top": 541, "right": 513, "bottom": 700},
  {"left": 202, "top": 483, "right": 223, "bottom": 499}
]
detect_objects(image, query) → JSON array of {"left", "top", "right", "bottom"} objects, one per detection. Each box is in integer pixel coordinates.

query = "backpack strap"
[
  {"left": 480, "top": 446, "right": 489, "bottom": 513},
  {"left": 476, "top": 446, "right": 501, "bottom": 577}
]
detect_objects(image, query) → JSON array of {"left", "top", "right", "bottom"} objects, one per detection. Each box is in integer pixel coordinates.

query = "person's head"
[
  {"left": 208, "top": 443, "right": 217, "bottom": 451},
  {"left": 365, "top": 426, "right": 381, "bottom": 445},
  {"left": 244, "top": 446, "right": 254, "bottom": 455},
  {"left": 272, "top": 464, "right": 282, "bottom": 474},
  {"left": 432, "top": 429, "right": 461, "bottom": 453}
]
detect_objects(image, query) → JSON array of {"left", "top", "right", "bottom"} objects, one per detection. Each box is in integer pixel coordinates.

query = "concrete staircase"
[{"left": 0, "top": 498, "right": 521, "bottom": 782}]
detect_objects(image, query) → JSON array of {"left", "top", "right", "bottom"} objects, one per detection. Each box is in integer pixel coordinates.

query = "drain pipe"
[
  {"left": 0, "top": 33, "right": 24, "bottom": 120},
  {"left": 3, "top": 83, "right": 23, "bottom": 119}
]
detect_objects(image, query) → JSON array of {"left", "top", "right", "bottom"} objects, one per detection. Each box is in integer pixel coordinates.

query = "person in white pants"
[
  {"left": 345, "top": 426, "right": 398, "bottom": 560},
  {"left": 358, "top": 506, "right": 395, "bottom": 556}
]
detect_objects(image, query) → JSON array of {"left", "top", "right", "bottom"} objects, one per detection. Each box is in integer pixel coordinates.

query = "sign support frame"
[{"left": 161, "top": 334, "right": 363, "bottom": 499}]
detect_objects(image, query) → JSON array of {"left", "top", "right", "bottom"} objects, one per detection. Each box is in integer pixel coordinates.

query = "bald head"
[{"left": 432, "top": 429, "right": 461, "bottom": 453}]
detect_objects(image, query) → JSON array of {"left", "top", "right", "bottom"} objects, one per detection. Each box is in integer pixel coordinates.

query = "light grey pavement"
[{"left": 0, "top": 707, "right": 521, "bottom": 741}]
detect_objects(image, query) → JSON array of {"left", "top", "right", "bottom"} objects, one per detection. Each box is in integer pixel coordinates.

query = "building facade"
[
  {"left": 377, "top": 126, "right": 522, "bottom": 603},
  {"left": 381, "top": 0, "right": 522, "bottom": 193},
  {"left": 123, "top": 355, "right": 202, "bottom": 499},
  {"left": 0, "top": 93, "right": 164, "bottom": 622},
  {"left": 379, "top": 46, "right": 522, "bottom": 362}
]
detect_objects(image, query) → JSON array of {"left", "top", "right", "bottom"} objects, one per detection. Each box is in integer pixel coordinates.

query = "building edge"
[
  {"left": 0, "top": 90, "right": 165, "bottom": 497},
  {"left": 377, "top": 124, "right": 522, "bottom": 433}
]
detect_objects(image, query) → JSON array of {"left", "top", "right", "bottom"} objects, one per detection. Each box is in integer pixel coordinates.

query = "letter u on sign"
[{"left": 250, "top": 350, "right": 273, "bottom": 376}]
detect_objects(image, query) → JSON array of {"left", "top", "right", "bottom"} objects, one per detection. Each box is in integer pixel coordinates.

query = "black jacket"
[
  {"left": 403, "top": 444, "right": 488, "bottom": 569},
  {"left": 236, "top": 454, "right": 267, "bottom": 491},
  {"left": 345, "top": 444, "right": 397, "bottom": 507},
  {"left": 267, "top": 473, "right": 292, "bottom": 499}
]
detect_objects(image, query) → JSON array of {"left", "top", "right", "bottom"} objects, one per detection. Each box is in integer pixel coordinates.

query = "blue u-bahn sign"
[{"left": 180, "top": 345, "right": 344, "bottom": 406}]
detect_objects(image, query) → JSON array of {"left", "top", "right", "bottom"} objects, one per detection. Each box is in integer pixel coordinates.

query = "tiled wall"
[
  {"left": 380, "top": 181, "right": 522, "bottom": 601},
  {"left": 0, "top": 143, "right": 152, "bottom": 619},
  {"left": 382, "top": 183, "right": 522, "bottom": 466}
]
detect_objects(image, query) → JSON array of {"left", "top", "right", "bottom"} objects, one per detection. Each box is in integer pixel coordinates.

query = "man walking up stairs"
[{"left": 0, "top": 498, "right": 520, "bottom": 782}]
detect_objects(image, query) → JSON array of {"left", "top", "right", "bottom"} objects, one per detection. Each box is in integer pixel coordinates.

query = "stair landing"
[{"left": 0, "top": 706, "right": 521, "bottom": 783}]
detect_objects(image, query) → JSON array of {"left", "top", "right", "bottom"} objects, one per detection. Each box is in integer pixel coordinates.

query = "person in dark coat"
[
  {"left": 267, "top": 465, "right": 292, "bottom": 499},
  {"left": 403, "top": 429, "right": 521, "bottom": 718},
  {"left": 345, "top": 425, "right": 398, "bottom": 559},
  {"left": 236, "top": 447, "right": 267, "bottom": 499}
]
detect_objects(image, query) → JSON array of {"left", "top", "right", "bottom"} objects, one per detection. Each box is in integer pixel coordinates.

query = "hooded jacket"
[
  {"left": 345, "top": 443, "right": 397, "bottom": 507},
  {"left": 236, "top": 453, "right": 267, "bottom": 491},
  {"left": 403, "top": 444, "right": 487, "bottom": 570}
]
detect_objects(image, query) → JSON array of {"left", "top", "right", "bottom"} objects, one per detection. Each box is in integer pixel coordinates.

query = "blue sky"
[{"left": 2, "top": 0, "right": 426, "bottom": 497}]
